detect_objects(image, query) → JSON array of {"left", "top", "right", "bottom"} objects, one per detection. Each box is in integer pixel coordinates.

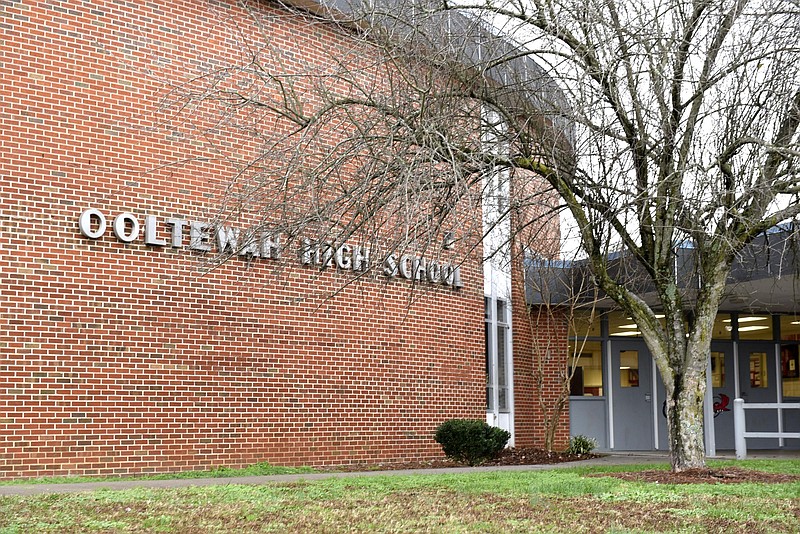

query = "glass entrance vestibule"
[{"left": 569, "top": 312, "right": 800, "bottom": 452}]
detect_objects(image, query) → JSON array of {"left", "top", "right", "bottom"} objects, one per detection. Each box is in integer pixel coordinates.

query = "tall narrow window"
[
  {"left": 481, "top": 107, "right": 511, "bottom": 268},
  {"left": 710, "top": 352, "right": 726, "bottom": 388},
  {"left": 749, "top": 352, "right": 769, "bottom": 388},
  {"left": 485, "top": 297, "right": 510, "bottom": 413},
  {"left": 496, "top": 300, "right": 509, "bottom": 412},
  {"left": 485, "top": 300, "right": 494, "bottom": 411}
]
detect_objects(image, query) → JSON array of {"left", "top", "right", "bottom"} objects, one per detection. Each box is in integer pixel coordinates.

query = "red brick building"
[{"left": 0, "top": 0, "right": 567, "bottom": 479}]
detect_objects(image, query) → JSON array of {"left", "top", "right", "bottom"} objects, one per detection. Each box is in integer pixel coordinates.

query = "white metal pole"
[
  {"left": 704, "top": 356, "right": 716, "bottom": 458},
  {"left": 734, "top": 398, "right": 747, "bottom": 460}
]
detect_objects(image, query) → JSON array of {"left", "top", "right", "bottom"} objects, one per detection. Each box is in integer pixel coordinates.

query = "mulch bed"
[
  {"left": 482, "top": 447, "right": 594, "bottom": 466},
  {"left": 316, "top": 447, "right": 598, "bottom": 472},
  {"left": 596, "top": 467, "right": 800, "bottom": 485}
]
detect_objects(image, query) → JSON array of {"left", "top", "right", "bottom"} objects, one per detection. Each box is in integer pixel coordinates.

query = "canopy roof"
[{"left": 527, "top": 225, "right": 800, "bottom": 314}]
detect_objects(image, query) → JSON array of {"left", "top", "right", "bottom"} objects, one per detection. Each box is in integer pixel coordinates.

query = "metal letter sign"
[{"left": 78, "top": 208, "right": 462, "bottom": 289}]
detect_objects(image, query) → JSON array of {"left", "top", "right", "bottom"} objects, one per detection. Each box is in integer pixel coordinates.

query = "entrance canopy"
[{"left": 526, "top": 224, "right": 800, "bottom": 314}]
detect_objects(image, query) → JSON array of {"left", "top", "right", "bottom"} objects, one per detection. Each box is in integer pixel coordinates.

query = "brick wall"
[
  {"left": 0, "top": 0, "right": 486, "bottom": 478},
  {"left": 510, "top": 295, "right": 571, "bottom": 450},
  {"left": 508, "top": 169, "right": 570, "bottom": 450}
]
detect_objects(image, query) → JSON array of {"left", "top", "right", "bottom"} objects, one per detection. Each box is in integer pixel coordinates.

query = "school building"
[{"left": 1, "top": 0, "right": 796, "bottom": 480}]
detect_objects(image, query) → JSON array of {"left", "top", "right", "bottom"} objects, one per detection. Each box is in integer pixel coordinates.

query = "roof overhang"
[{"left": 527, "top": 226, "right": 800, "bottom": 314}]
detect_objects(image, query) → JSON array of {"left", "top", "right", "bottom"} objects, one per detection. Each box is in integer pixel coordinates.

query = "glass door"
[
  {"left": 611, "top": 340, "right": 654, "bottom": 450},
  {"left": 710, "top": 344, "right": 735, "bottom": 450}
]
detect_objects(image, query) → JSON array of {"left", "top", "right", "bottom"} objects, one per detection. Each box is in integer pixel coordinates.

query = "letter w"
[{"left": 216, "top": 226, "right": 240, "bottom": 253}]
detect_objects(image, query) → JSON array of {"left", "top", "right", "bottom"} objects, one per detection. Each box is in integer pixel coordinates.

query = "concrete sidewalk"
[{"left": 0, "top": 450, "right": 794, "bottom": 497}]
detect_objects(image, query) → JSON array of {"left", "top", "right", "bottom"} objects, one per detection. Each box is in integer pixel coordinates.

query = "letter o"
[
  {"left": 113, "top": 212, "right": 140, "bottom": 243},
  {"left": 79, "top": 208, "right": 107, "bottom": 239},
  {"left": 398, "top": 255, "right": 413, "bottom": 279}
]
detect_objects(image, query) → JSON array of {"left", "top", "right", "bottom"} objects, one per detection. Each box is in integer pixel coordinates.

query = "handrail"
[{"left": 733, "top": 398, "right": 800, "bottom": 459}]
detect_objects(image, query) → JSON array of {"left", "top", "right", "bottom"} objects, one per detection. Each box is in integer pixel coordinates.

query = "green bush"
[
  {"left": 566, "top": 435, "right": 597, "bottom": 455},
  {"left": 434, "top": 419, "right": 511, "bottom": 466}
]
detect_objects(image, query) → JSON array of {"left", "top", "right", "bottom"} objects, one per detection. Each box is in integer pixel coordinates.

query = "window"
[
  {"left": 780, "top": 315, "right": 800, "bottom": 341},
  {"left": 569, "top": 310, "right": 602, "bottom": 338},
  {"left": 569, "top": 340, "right": 604, "bottom": 396},
  {"left": 728, "top": 315, "right": 773, "bottom": 340},
  {"left": 620, "top": 350, "right": 639, "bottom": 388},
  {"left": 712, "top": 314, "right": 732, "bottom": 340},
  {"left": 481, "top": 107, "right": 510, "bottom": 223},
  {"left": 749, "top": 352, "right": 769, "bottom": 388},
  {"left": 485, "top": 313, "right": 493, "bottom": 410},
  {"left": 485, "top": 297, "right": 510, "bottom": 412},
  {"left": 781, "top": 344, "right": 800, "bottom": 398},
  {"left": 778, "top": 317, "right": 800, "bottom": 397},
  {"left": 608, "top": 311, "right": 644, "bottom": 338},
  {"left": 710, "top": 352, "right": 726, "bottom": 388}
]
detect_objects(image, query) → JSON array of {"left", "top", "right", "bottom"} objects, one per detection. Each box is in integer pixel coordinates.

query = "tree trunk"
[
  {"left": 543, "top": 388, "right": 569, "bottom": 451},
  {"left": 642, "top": 314, "right": 713, "bottom": 472},
  {"left": 665, "top": 367, "right": 707, "bottom": 471}
]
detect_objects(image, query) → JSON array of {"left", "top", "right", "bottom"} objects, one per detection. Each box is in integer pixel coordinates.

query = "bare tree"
[
  {"left": 162, "top": 0, "right": 800, "bottom": 471},
  {"left": 443, "top": 0, "right": 800, "bottom": 472},
  {"left": 523, "top": 256, "right": 600, "bottom": 451}
]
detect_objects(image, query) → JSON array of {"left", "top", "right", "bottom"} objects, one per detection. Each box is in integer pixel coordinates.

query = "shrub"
[
  {"left": 434, "top": 419, "right": 511, "bottom": 466},
  {"left": 566, "top": 435, "right": 598, "bottom": 455}
]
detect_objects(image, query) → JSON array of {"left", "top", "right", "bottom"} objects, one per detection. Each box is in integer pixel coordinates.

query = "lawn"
[{"left": 0, "top": 460, "right": 798, "bottom": 533}]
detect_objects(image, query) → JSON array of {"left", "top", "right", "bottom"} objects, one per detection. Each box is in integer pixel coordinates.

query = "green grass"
[
  {"left": 0, "top": 462, "right": 316, "bottom": 486},
  {"left": 709, "top": 457, "right": 800, "bottom": 474},
  {"left": 1, "top": 460, "right": 798, "bottom": 533}
]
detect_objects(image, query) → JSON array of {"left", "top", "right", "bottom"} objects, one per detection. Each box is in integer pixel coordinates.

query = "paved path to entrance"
[{"left": 0, "top": 451, "right": 795, "bottom": 496}]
